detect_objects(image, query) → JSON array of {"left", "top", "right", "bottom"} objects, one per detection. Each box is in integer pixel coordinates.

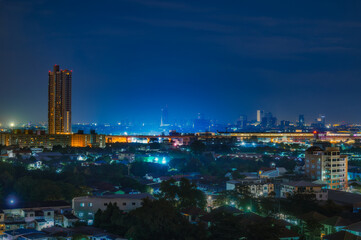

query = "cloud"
[
  {"left": 123, "top": 16, "right": 234, "bottom": 33},
  {"left": 122, "top": 0, "right": 210, "bottom": 12}
]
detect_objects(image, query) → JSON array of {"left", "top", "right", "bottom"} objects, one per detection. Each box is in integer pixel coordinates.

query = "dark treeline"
[{"left": 0, "top": 161, "right": 148, "bottom": 204}]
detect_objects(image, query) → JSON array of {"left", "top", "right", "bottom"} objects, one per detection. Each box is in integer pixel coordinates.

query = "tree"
[
  {"left": 209, "top": 211, "right": 281, "bottom": 240},
  {"left": 125, "top": 199, "right": 207, "bottom": 240},
  {"left": 209, "top": 211, "right": 245, "bottom": 240},
  {"left": 190, "top": 140, "right": 206, "bottom": 154},
  {"left": 93, "top": 203, "right": 128, "bottom": 236},
  {"left": 277, "top": 157, "right": 297, "bottom": 172},
  {"left": 158, "top": 178, "right": 206, "bottom": 209}
]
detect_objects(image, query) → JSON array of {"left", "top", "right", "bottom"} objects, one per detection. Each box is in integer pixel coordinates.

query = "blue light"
[{"left": 161, "top": 157, "right": 166, "bottom": 164}]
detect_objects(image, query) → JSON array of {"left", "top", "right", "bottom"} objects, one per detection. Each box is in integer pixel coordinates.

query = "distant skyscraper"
[
  {"left": 298, "top": 114, "right": 305, "bottom": 127},
  {"left": 315, "top": 114, "right": 326, "bottom": 127},
  {"left": 193, "top": 113, "right": 210, "bottom": 132},
  {"left": 160, "top": 106, "right": 169, "bottom": 127},
  {"left": 48, "top": 65, "right": 72, "bottom": 134},
  {"left": 237, "top": 115, "right": 248, "bottom": 129},
  {"left": 257, "top": 110, "right": 264, "bottom": 122},
  {"left": 261, "top": 112, "right": 277, "bottom": 128}
]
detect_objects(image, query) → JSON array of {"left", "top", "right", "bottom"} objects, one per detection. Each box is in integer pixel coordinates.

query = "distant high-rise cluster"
[{"left": 48, "top": 65, "right": 72, "bottom": 134}]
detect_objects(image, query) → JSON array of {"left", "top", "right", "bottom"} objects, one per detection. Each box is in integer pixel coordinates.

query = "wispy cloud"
[
  {"left": 122, "top": 0, "right": 210, "bottom": 12},
  {"left": 124, "top": 16, "right": 234, "bottom": 33}
]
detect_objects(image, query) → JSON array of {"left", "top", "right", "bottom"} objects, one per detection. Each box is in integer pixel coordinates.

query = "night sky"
[{"left": 1, "top": 0, "right": 361, "bottom": 125}]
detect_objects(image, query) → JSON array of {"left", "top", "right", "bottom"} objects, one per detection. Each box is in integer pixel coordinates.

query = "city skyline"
[{"left": 1, "top": 1, "right": 361, "bottom": 124}]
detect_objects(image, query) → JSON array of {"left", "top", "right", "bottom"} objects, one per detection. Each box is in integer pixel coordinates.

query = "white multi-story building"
[
  {"left": 72, "top": 193, "right": 153, "bottom": 225},
  {"left": 305, "top": 146, "right": 348, "bottom": 190}
]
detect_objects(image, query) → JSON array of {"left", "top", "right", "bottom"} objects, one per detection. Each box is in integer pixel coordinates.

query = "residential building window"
[
  {"left": 132, "top": 202, "right": 136, "bottom": 206},
  {"left": 89, "top": 203, "right": 93, "bottom": 207},
  {"left": 80, "top": 203, "right": 85, "bottom": 207},
  {"left": 123, "top": 202, "right": 126, "bottom": 206}
]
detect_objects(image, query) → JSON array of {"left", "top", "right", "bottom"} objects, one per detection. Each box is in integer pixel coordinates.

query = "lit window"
[{"left": 80, "top": 203, "right": 85, "bottom": 207}]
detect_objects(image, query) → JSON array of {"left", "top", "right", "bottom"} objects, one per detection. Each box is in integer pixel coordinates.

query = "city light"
[{"left": 1, "top": 2, "right": 360, "bottom": 240}]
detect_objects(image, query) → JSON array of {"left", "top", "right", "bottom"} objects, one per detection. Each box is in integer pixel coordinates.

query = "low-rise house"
[
  {"left": 42, "top": 226, "right": 126, "bottom": 240},
  {"left": 7, "top": 149, "right": 32, "bottom": 159},
  {"left": 28, "top": 159, "right": 42, "bottom": 169},
  {"left": 0, "top": 201, "right": 71, "bottom": 233},
  {"left": 72, "top": 193, "right": 153, "bottom": 225},
  {"left": 280, "top": 181, "right": 328, "bottom": 200},
  {"left": 180, "top": 207, "right": 206, "bottom": 223},
  {"left": 2, "top": 229, "right": 48, "bottom": 240},
  {"left": 34, "top": 152, "right": 63, "bottom": 162},
  {"left": 278, "top": 228, "right": 300, "bottom": 240},
  {"left": 259, "top": 167, "right": 287, "bottom": 178},
  {"left": 62, "top": 214, "right": 78, "bottom": 228},
  {"left": 323, "top": 230, "right": 361, "bottom": 240},
  {"left": 226, "top": 179, "right": 274, "bottom": 197},
  {"left": 344, "top": 221, "right": 361, "bottom": 236},
  {"left": 328, "top": 190, "right": 361, "bottom": 213},
  {"left": 320, "top": 216, "right": 352, "bottom": 235},
  {"left": 248, "top": 183, "right": 275, "bottom": 197},
  {"left": 117, "top": 152, "right": 135, "bottom": 162}
]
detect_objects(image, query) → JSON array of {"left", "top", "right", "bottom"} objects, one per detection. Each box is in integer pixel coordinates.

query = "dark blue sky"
[{"left": 1, "top": 0, "right": 361, "bottom": 125}]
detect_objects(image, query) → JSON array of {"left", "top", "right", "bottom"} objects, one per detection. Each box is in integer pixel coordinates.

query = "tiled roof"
[{"left": 73, "top": 193, "right": 154, "bottom": 201}]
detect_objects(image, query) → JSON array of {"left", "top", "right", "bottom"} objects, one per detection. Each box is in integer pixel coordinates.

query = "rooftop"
[
  {"left": 321, "top": 216, "right": 352, "bottom": 227},
  {"left": 285, "top": 180, "right": 324, "bottom": 188},
  {"left": 328, "top": 190, "right": 361, "bottom": 205},
  {"left": 324, "top": 230, "right": 361, "bottom": 240},
  {"left": 0, "top": 200, "right": 70, "bottom": 210},
  {"left": 73, "top": 193, "right": 154, "bottom": 201}
]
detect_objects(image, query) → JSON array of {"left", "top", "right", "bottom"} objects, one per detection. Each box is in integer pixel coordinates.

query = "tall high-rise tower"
[
  {"left": 48, "top": 65, "right": 72, "bottom": 134},
  {"left": 160, "top": 106, "right": 169, "bottom": 127},
  {"left": 298, "top": 114, "right": 305, "bottom": 127},
  {"left": 257, "top": 110, "right": 264, "bottom": 122}
]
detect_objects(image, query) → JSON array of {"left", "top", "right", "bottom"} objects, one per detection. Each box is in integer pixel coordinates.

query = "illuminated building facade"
[
  {"left": 305, "top": 146, "right": 348, "bottom": 190},
  {"left": 257, "top": 110, "right": 264, "bottom": 122},
  {"left": 0, "top": 130, "right": 105, "bottom": 148},
  {"left": 48, "top": 65, "right": 72, "bottom": 134}
]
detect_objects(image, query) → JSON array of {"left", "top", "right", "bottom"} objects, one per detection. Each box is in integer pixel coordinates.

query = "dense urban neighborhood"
[{"left": 1, "top": 134, "right": 361, "bottom": 239}]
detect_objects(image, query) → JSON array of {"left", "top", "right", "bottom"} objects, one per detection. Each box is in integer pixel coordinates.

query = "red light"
[{"left": 313, "top": 131, "right": 317, "bottom": 134}]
